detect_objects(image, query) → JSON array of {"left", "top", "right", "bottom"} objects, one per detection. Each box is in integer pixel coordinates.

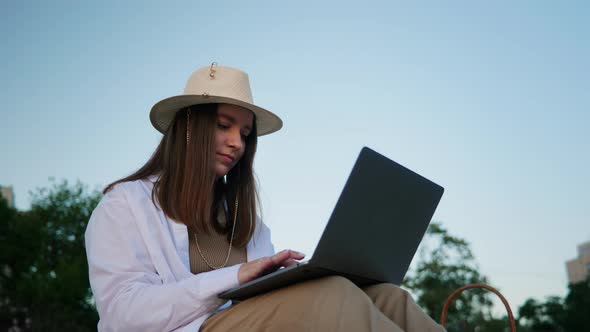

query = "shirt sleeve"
[{"left": 85, "top": 187, "right": 241, "bottom": 332}]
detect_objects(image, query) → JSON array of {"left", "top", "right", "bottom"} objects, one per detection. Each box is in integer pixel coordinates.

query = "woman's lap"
[{"left": 201, "top": 276, "right": 443, "bottom": 332}]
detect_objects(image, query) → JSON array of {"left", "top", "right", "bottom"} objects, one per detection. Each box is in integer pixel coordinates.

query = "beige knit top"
[{"left": 188, "top": 204, "right": 247, "bottom": 274}]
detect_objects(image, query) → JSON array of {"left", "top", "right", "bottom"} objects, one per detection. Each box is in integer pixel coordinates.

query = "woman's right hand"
[{"left": 238, "top": 249, "right": 305, "bottom": 285}]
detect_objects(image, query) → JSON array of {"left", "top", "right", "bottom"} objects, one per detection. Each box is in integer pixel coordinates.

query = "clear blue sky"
[{"left": 1, "top": 1, "right": 589, "bottom": 314}]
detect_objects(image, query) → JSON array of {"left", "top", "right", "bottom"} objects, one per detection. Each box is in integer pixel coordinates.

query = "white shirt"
[{"left": 85, "top": 175, "right": 275, "bottom": 331}]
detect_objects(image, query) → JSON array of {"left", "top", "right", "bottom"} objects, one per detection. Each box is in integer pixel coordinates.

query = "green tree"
[
  {"left": 0, "top": 194, "right": 28, "bottom": 330},
  {"left": 518, "top": 297, "right": 564, "bottom": 332},
  {"left": 403, "top": 222, "right": 497, "bottom": 331},
  {"left": 561, "top": 278, "right": 590, "bottom": 331},
  {"left": 518, "top": 278, "right": 590, "bottom": 332},
  {"left": 0, "top": 180, "right": 101, "bottom": 331}
]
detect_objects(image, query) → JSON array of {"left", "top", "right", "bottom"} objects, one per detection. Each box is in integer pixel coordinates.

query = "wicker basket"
[{"left": 440, "top": 283, "right": 516, "bottom": 332}]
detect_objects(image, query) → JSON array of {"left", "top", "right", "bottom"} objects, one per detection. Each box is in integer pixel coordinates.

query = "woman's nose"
[{"left": 227, "top": 129, "right": 243, "bottom": 149}]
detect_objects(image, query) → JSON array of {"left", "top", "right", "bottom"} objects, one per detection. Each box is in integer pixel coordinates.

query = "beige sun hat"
[{"left": 150, "top": 63, "right": 282, "bottom": 136}]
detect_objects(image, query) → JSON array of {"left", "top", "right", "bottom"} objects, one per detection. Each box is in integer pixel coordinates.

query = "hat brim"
[{"left": 150, "top": 95, "right": 282, "bottom": 136}]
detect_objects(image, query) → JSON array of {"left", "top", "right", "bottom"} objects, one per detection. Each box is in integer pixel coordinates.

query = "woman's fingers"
[
  {"left": 238, "top": 249, "right": 305, "bottom": 284},
  {"left": 271, "top": 249, "right": 305, "bottom": 265},
  {"left": 281, "top": 258, "right": 298, "bottom": 268},
  {"left": 238, "top": 259, "right": 267, "bottom": 284}
]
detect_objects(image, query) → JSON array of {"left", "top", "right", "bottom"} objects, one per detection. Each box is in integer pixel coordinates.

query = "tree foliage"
[
  {"left": 518, "top": 278, "right": 590, "bottom": 332},
  {"left": 403, "top": 222, "right": 496, "bottom": 331},
  {"left": 518, "top": 296, "right": 564, "bottom": 331},
  {"left": 0, "top": 180, "right": 101, "bottom": 331},
  {"left": 562, "top": 278, "right": 590, "bottom": 331}
]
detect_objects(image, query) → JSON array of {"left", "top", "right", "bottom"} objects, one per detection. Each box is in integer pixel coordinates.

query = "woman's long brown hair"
[{"left": 104, "top": 103, "right": 259, "bottom": 247}]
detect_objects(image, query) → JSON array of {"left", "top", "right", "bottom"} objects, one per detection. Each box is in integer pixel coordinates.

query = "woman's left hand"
[{"left": 238, "top": 249, "right": 305, "bottom": 284}]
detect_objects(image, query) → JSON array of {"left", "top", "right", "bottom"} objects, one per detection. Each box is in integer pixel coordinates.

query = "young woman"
[{"left": 85, "top": 64, "right": 445, "bottom": 331}]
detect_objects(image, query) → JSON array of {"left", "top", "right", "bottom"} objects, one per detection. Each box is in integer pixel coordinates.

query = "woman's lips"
[{"left": 217, "top": 153, "right": 234, "bottom": 164}]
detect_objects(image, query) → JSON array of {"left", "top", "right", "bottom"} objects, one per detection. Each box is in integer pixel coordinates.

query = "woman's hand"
[{"left": 238, "top": 249, "right": 305, "bottom": 284}]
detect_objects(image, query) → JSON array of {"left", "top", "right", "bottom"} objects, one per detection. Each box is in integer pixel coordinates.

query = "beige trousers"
[{"left": 201, "top": 276, "right": 446, "bottom": 332}]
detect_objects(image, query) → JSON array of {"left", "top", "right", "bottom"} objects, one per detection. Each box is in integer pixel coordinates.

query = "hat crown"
[
  {"left": 184, "top": 66, "right": 254, "bottom": 104},
  {"left": 150, "top": 63, "right": 282, "bottom": 136}
]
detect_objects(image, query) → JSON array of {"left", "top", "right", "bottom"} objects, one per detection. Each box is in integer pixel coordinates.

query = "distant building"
[
  {"left": 0, "top": 185, "right": 15, "bottom": 208},
  {"left": 566, "top": 241, "right": 590, "bottom": 284}
]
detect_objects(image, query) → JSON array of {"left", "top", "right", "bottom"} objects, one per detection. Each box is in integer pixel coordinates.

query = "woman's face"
[{"left": 214, "top": 104, "right": 254, "bottom": 178}]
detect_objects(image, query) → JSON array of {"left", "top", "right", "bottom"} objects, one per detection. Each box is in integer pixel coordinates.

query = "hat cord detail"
[
  {"left": 186, "top": 109, "right": 191, "bottom": 145},
  {"left": 209, "top": 62, "right": 217, "bottom": 78}
]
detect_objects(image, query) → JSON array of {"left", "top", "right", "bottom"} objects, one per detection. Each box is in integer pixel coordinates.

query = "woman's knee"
[
  {"left": 283, "top": 275, "right": 366, "bottom": 305},
  {"left": 364, "top": 283, "right": 408, "bottom": 295},
  {"left": 363, "top": 283, "right": 411, "bottom": 304},
  {"left": 283, "top": 275, "right": 357, "bottom": 295},
  {"left": 313, "top": 275, "right": 357, "bottom": 291}
]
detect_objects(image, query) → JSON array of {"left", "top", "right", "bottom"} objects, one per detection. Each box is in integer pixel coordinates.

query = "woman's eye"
[{"left": 218, "top": 123, "right": 230, "bottom": 129}]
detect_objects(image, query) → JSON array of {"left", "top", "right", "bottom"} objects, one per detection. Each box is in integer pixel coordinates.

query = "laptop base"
[{"left": 219, "top": 263, "right": 378, "bottom": 301}]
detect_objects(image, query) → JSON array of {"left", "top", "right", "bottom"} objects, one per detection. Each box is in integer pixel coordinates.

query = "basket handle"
[{"left": 440, "top": 283, "right": 516, "bottom": 332}]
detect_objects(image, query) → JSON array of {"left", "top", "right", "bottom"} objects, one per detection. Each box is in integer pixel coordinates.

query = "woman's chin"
[{"left": 215, "top": 164, "right": 232, "bottom": 178}]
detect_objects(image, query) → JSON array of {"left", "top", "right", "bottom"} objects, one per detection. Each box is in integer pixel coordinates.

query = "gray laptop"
[{"left": 219, "top": 146, "right": 444, "bottom": 301}]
